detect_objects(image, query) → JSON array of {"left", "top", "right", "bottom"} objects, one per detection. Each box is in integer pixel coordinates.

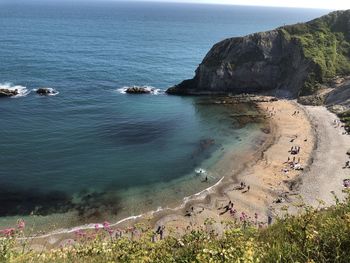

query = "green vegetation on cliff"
[
  {"left": 282, "top": 11, "right": 350, "bottom": 95},
  {"left": 168, "top": 10, "right": 350, "bottom": 97},
  {"left": 1, "top": 192, "right": 350, "bottom": 262}
]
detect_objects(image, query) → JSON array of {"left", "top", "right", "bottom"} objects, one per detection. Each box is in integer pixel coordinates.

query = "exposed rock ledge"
[
  {"left": 0, "top": 89, "right": 18, "bottom": 97},
  {"left": 167, "top": 10, "right": 350, "bottom": 98}
]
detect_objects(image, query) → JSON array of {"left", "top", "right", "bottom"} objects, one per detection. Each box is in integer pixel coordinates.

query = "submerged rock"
[
  {"left": 0, "top": 88, "right": 18, "bottom": 97},
  {"left": 125, "top": 86, "right": 152, "bottom": 94}
]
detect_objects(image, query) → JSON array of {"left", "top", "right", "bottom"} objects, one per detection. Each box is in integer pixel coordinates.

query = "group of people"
[
  {"left": 218, "top": 200, "right": 236, "bottom": 216},
  {"left": 266, "top": 106, "right": 277, "bottom": 117},
  {"left": 153, "top": 225, "right": 165, "bottom": 241},
  {"left": 283, "top": 153, "right": 303, "bottom": 171},
  {"left": 333, "top": 119, "right": 341, "bottom": 128},
  {"left": 185, "top": 206, "right": 204, "bottom": 217},
  {"left": 289, "top": 146, "right": 301, "bottom": 155},
  {"left": 343, "top": 160, "right": 350, "bottom": 169}
]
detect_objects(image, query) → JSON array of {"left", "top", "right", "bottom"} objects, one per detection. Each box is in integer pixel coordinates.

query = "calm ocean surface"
[{"left": 0, "top": 2, "right": 328, "bottom": 229}]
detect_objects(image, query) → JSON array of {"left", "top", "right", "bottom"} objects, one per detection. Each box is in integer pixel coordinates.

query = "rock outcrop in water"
[
  {"left": 36, "top": 88, "right": 57, "bottom": 96},
  {"left": 125, "top": 86, "right": 152, "bottom": 94},
  {"left": 167, "top": 10, "right": 350, "bottom": 97},
  {"left": 0, "top": 88, "right": 18, "bottom": 97}
]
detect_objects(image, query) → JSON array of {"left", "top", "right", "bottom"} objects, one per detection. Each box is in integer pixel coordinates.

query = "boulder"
[
  {"left": 36, "top": 88, "right": 54, "bottom": 95},
  {"left": 0, "top": 88, "right": 18, "bottom": 97},
  {"left": 125, "top": 86, "right": 152, "bottom": 94}
]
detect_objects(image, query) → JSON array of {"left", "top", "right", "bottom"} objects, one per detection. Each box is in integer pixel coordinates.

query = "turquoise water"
[{"left": 0, "top": 2, "right": 328, "bottom": 229}]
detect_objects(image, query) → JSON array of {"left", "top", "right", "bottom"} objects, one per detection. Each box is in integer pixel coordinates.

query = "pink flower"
[
  {"left": 94, "top": 224, "right": 100, "bottom": 231},
  {"left": 103, "top": 221, "right": 110, "bottom": 229},
  {"left": 74, "top": 229, "right": 86, "bottom": 238},
  {"left": 17, "top": 219, "right": 25, "bottom": 230},
  {"left": 0, "top": 228, "right": 16, "bottom": 237}
]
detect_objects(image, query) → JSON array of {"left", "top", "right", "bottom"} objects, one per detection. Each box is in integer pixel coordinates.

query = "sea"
[{"left": 0, "top": 1, "right": 329, "bottom": 231}]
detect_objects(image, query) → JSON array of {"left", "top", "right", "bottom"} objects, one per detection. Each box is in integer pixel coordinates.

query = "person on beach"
[
  {"left": 219, "top": 201, "right": 234, "bottom": 215},
  {"left": 267, "top": 215, "right": 272, "bottom": 225},
  {"left": 284, "top": 157, "right": 290, "bottom": 164}
]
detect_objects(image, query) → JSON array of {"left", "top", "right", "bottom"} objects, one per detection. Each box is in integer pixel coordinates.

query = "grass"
[{"left": 1, "top": 191, "right": 350, "bottom": 262}]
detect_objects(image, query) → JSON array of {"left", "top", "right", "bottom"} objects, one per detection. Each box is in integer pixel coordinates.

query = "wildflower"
[
  {"left": 0, "top": 228, "right": 16, "bottom": 237},
  {"left": 74, "top": 229, "right": 86, "bottom": 238},
  {"left": 17, "top": 219, "right": 25, "bottom": 231},
  {"left": 103, "top": 221, "right": 110, "bottom": 230},
  {"left": 94, "top": 224, "right": 100, "bottom": 231}
]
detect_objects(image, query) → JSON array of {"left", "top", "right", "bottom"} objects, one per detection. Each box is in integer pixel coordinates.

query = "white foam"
[
  {"left": 195, "top": 168, "right": 206, "bottom": 175},
  {"left": 0, "top": 83, "right": 29, "bottom": 98},
  {"left": 117, "top": 85, "right": 163, "bottom": 95},
  {"left": 18, "top": 175, "right": 226, "bottom": 240}
]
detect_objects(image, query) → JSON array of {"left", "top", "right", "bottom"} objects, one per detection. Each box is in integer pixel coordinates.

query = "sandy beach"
[
  {"left": 19, "top": 98, "right": 350, "bottom": 250},
  {"left": 151, "top": 99, "right": 315, "bottom": 235},
  {"left": 21, "top": 99, "right": 308, "bottom": 247}
]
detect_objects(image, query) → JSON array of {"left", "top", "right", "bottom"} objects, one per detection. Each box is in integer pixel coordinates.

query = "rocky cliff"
[{"left": 167, "top": 10, "right": 350, "bottom": 97}]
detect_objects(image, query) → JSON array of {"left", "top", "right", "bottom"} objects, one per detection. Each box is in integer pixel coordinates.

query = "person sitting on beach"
[
  {"left": 283, "top": 157, "right": 290, "bottom": 164},
  {"left": 185, "top": 210, "right": 192, "bottom": 217},
  {"left": 282, "top": 168, "right": 289, "bottom": 174},
  {"left": 219, "top": 201, "right": 233, "bottom": 215}
]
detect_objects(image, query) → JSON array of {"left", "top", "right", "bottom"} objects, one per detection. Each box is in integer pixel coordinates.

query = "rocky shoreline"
[
  {"left": 166, "top": 10, "right": 350, "bottom": 98},
  {"left": 0, "top": 88, "right": 18, "bottom": 97}
]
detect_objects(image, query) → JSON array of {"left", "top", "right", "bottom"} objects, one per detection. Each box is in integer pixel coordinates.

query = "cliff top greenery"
[
  {"left": 281, "top": 10, "right": 350, "bottom": 95},
  {"left": 1, "top": 191, "right": 350, "bottom": 262}
]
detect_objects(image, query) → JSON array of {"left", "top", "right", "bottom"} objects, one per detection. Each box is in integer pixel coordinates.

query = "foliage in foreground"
[{"left": 1, "top": 192, "right": 350, "bottom": 263}]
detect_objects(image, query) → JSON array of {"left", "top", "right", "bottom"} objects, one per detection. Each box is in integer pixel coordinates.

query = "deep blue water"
[{"left": 0, "top": 2, "right": 329, "bottom": 228}]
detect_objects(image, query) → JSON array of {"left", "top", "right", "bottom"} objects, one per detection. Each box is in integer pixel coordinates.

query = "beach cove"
[{"left": 22, "top": 96, "right": 350, "bottom": 250}]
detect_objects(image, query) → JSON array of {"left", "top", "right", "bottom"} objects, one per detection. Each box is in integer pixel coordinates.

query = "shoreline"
[
  {"left": 15, "top": 97, "right": 350, "bottom": 251},
  {"left": 21, "top": 97, "right": 318, "bottom": 249}
]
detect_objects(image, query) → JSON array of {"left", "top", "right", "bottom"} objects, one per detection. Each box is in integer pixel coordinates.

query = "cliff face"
[{"left": 167, "top": 10, "right": 350, "bottom": 97}]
